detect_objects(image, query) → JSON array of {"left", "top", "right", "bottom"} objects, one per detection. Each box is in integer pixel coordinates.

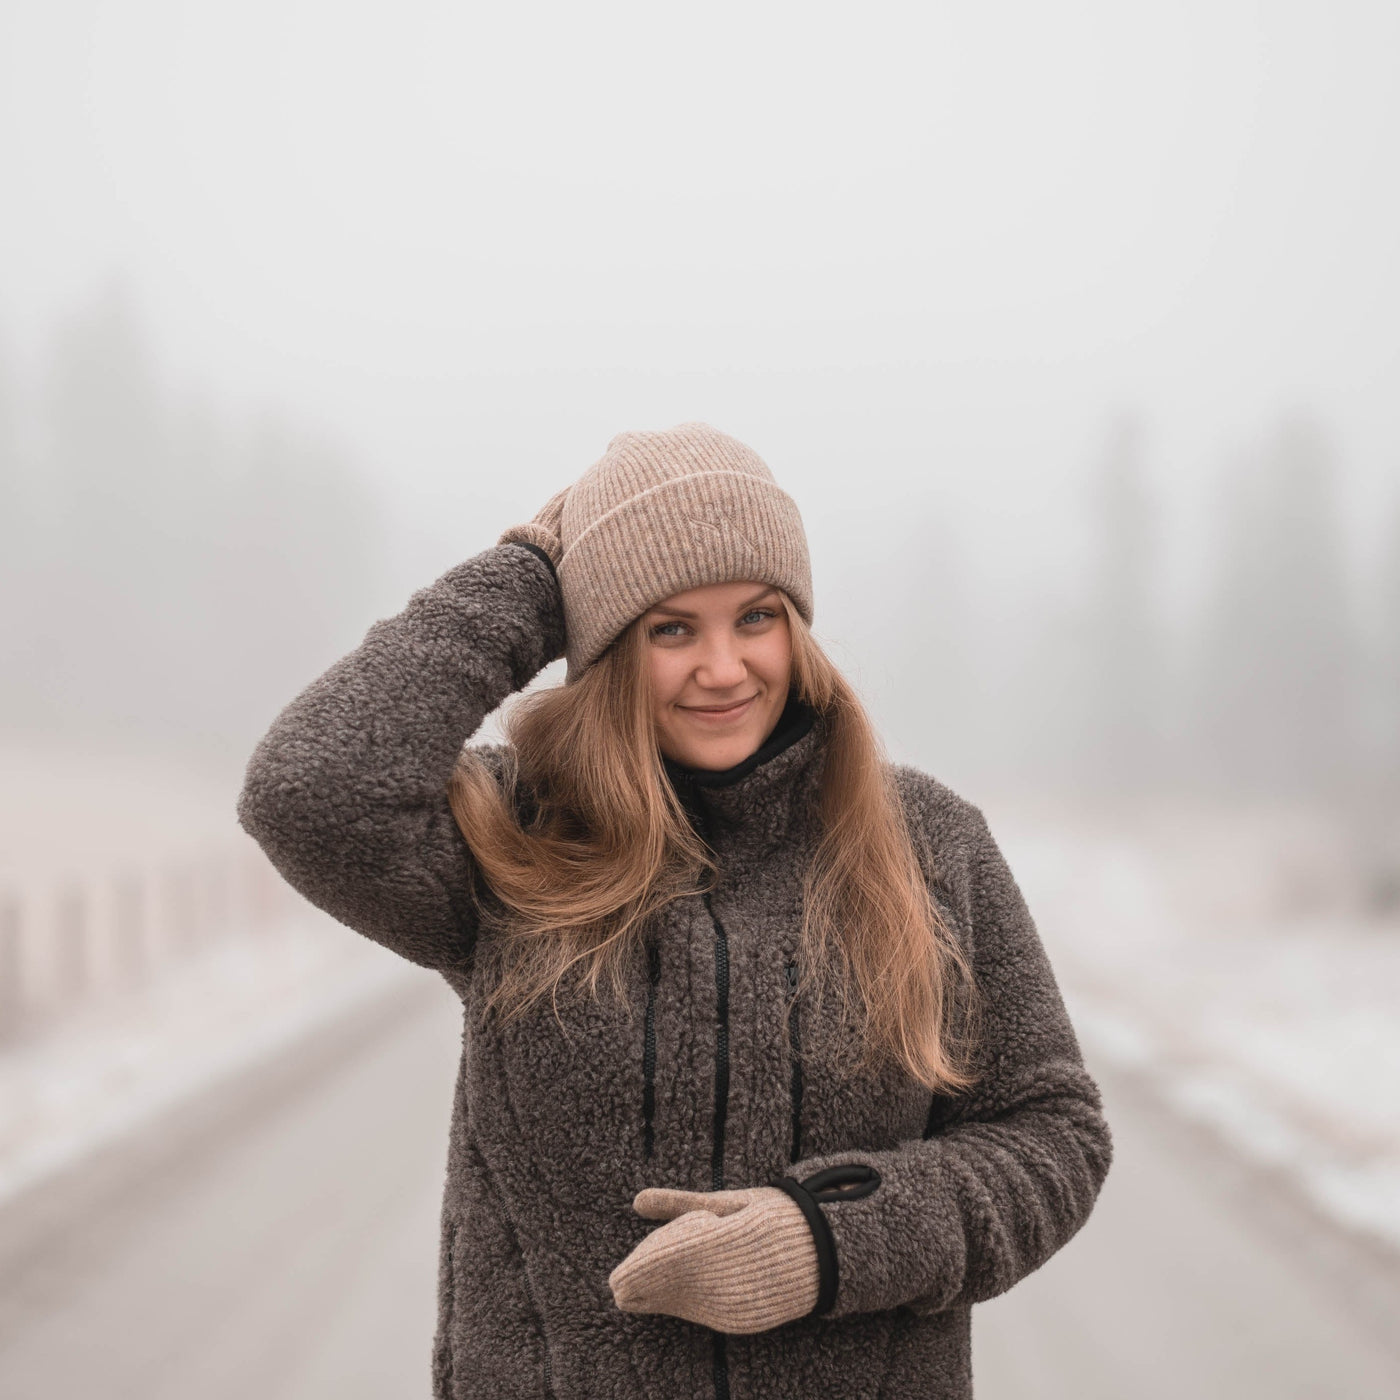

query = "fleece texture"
[{"left": 237, "top": 543, "right": 1113, "bottom": 1400}]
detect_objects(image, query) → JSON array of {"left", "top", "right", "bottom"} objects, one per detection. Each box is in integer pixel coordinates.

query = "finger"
[
  {"left": 633, "top": 1188, "right": 710, "bottom": 1221},
  {"left": 633, "top": 1187, "right": 750, "bottom": 1221}
]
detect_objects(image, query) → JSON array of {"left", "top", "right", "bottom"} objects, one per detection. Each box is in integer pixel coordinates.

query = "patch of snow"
[
  {"left": 1301, "top": 1163, "right": 1400, "bottom": 1251},
  {"left": 988, "top": 794, "right": 1400, "bottom": 1258},
  {"left": 0, "top": 912, "right": 415, "bottom": 1209}
]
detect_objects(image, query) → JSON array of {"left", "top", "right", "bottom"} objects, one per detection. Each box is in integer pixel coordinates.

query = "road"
[{"left": 1, "top": 977, "right": 1398, "bottom": 1399}]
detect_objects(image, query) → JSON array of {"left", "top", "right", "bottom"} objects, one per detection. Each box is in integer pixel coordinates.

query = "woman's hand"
[
  {"left": 498, "top": 486, "right": 570, "bottom": 568},
  {"left": 608, "top": 1185, "right": 819, "bottom": 1334}
]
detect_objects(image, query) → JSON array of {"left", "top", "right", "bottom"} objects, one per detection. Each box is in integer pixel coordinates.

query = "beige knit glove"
[
  {"left": 497, "top": 486, "right": 570, "bottom": 568},
  {"left": 608, "top": 1185, "right": 819, "bottom": 1334}
]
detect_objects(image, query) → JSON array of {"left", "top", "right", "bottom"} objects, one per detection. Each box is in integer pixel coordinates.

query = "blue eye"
[{"left": 741, "top": 609, "right": 775, "bottom": 626}]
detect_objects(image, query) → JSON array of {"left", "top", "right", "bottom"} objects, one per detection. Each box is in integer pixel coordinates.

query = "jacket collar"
[{"left": 662, "top": 694, "right": 827, "bottom": 853}]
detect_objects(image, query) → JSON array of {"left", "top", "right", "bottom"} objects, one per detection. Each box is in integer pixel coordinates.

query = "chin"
[{"left": 675, "top": 730, "right": 762, "bottom": 771}]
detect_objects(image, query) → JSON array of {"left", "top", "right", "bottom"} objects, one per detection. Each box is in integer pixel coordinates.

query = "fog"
[
  {"left": 4, "top": 2, "right": 1398, "bottom": 787},
  {"left": 2, "top": 3, "right": 1399, "bottom": 1397}
]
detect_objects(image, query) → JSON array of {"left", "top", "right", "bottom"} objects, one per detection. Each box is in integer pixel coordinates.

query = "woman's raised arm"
[{"left": 236, "top": 542, "right": 564, "bottom": 971}]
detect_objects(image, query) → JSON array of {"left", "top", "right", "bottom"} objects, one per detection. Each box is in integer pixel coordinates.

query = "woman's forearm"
[{"left": 236, "top": 543, "right": 564, "bottom": 969}]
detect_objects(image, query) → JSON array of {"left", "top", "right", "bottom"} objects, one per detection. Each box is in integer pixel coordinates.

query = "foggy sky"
[
  {"left": 1, "top": 1, "right": 1398, "bottom": 792},
  {"left": 3, "top": 4, "right": 1397, "bottom": 524}
]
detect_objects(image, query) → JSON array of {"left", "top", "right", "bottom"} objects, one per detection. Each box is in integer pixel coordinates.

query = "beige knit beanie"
[{"left": 498, "top": 423, "right": 813, "bottom": 681}]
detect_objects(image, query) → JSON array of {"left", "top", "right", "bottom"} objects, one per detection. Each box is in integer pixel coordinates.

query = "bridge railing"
[{"left": 0, "top": 841, "right": 306, "bottom": 1045}]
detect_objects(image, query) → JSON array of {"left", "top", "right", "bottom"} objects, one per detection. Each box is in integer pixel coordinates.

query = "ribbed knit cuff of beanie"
[
  {"left": 609, "top": 1185, "right": 821, "bottom": 1335},
  {"left": 496, "top": 423, "right": 813, "bottom": 681}
]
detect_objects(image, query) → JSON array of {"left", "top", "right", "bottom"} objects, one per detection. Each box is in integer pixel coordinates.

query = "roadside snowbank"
[
  {"left": 992, "top": 796, "right": 1400, "bottom": 1253},
  {"left": 0, "top": 911, "right": 413, "bottom": 1208}
]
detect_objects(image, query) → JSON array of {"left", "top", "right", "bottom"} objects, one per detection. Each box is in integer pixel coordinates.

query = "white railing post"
[
  {"left": 0, "top": 891, "right": 22, "bottom": 1042},
  {"left": 56, "top": 883, "right": 87, "bottom": 1005},
  {"left": 113, "top": 870, "right": 146, "bottom": 988}
]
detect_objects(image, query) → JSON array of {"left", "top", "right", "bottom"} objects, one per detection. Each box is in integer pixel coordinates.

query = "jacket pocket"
[
  {"left": 784, "top": 956, "right": 803, "bottom": 1162},
  {"left": 479, "top": 1144, "right": 557, "bottom": 1399},
  {"left": 444, "top": 1139, "right": 557, "bottom": 1398}
]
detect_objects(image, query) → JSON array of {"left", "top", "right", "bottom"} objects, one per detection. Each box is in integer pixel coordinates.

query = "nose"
[{"left": 693, "top": 631, "right": 748, "bottom": 691}]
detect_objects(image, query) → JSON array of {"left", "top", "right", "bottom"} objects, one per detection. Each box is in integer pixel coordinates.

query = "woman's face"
[{"left": 642, "top": 580, "right": 793, "bottom": 771}]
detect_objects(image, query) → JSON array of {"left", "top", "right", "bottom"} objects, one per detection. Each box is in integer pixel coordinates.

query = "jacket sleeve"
[
  {"left": 775, "top": 804, "right": 1113, "bottom": 1319},
  {"left": 235, "top": 543, "right": 565, "bottom": 972}
]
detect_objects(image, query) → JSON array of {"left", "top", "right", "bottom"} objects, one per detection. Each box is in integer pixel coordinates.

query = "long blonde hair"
[{"left": 448, "top": 596, "right": 981, "bottom": 1094}]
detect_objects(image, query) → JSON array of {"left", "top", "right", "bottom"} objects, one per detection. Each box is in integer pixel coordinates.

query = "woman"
[{"left": 238, "top": 422, "right": 1112, "bottom": 1400}]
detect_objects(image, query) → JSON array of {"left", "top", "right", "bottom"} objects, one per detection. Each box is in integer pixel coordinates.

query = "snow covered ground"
[
  {"left": 0, "top": 912, "right": 412, "bottom": 1207},
  {"left": 0, "top": 742, "right": 414, "bottom": 1210},
  {"left": 991, "top": 794, "right": 1400, "bottom": 1254}
]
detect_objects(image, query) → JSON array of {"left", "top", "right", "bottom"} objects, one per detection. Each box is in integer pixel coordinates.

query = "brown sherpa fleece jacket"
[{"left": 237, "top": 543, "right": 1113, "bottom": 1400}]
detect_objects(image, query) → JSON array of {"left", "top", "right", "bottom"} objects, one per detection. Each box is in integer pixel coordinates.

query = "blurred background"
[{"left": 2, "top": 1, "right": 1399, "bottom": 1396}]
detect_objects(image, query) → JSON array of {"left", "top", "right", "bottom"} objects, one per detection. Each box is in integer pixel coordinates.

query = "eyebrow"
[{"left": 645, "top": 587, "right": 780, "bottom": 621}]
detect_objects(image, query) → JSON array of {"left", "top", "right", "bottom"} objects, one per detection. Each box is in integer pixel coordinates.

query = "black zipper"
[
  {"left": 784, "top": 957, "right": 803, "bottom": 1162},
  {"left": 642, "top": 940, "right": 660, "bottom": 1159},
  {"left": 703, "top": 886, "right": 731, "bottom": 1400},
  {"left": 674, "top": 783, "right": 731, "bottom": 1400},
  {"left": 704, "top": 890, "right": 730, "bottom": 1191}
]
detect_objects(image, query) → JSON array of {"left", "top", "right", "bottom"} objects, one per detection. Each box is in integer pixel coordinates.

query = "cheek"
[
  {"left": 646, "top": 651, "right": 686, "bottom": 714},
  {"left": 752, "top": 629, "right": 793, "bottom": 691}
]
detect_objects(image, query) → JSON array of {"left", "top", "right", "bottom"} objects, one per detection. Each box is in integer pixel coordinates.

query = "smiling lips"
[{"left": 679, "top": 695, "right": 758, "bottom": 721}]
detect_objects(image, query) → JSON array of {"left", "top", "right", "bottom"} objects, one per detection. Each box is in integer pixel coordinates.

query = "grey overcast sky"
[{"left": 2, "top": 0, "right": 1397, "bottom": 612}]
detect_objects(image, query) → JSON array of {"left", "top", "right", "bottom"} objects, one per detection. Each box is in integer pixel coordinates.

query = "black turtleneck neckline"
[{"left": 661, "top": 693, "right": 817, "bottom": 793}]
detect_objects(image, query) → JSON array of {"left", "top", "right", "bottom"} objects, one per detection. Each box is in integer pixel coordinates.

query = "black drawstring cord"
[{"left": 769, "top": 1163, "right": 882, "bottom": 1316}]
